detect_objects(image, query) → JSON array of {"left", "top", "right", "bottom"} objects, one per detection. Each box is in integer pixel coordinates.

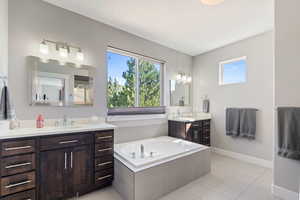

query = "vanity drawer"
[
  {"left": 1, "top": 154, "right": 36, "bottom": 177},
  {"left": 95, "top": 155, "right": 113, "bottom": 171},
  {"left": 1, "top": 189, "right": 36, "bottom": 200},
  {"left": 95, "top": 142, "right": 113, "bottom": 157},
  {"left": 203, "top": 120, "right": 211, "bottom": 127},
  {"left": 95, "top": 131, "right": 113, "bottom": 143},
  {"left": 95, "top": 168, "right": 113, "bottom": 185},
  {"left": 1, "top": 171, "right": 36, "bottom": 196},
  {"left": 191, "top": 121, "right": 202, "bottom": 128},
  {"left": 40, "top": 133, "right": 92, "bottom": 151},
  {"left": 1, "top": 140, "right": 35, "bottom": 157}
]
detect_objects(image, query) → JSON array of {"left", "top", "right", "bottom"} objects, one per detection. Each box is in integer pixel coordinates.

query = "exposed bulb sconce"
[
  {"left": 39, "top": 39, "right": 85, "bottom": 62},
  {"left": 176, "top": 73, "right": 192, "bottom": 84},
  {"left": 39, "top": 41, "right": 49, "bottom": 55},
  {"left": 76, "top": 49, "right": 84, "bottom": 62},
  {"left": 176, "top": 74, "right": 182, "bottom": 81},
  {"left": 59, "top": 46, "right": 69, "bottom": 58}
]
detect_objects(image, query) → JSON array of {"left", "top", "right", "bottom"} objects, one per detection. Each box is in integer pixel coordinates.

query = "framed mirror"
[
  {"left": 170, "top": 80, "right": 191, "bottom": 106},
  {"left": 27, "top": 56, "right": 95, "bottom": 107}
]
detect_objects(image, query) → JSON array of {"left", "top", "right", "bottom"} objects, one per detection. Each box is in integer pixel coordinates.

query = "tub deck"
[{"left": 113, "top": 137, "right": 211, "bottom": 200}]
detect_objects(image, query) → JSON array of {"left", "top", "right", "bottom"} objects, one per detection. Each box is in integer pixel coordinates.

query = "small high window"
[{"left": 219, "top": 57, "right": 247, "bottom": 85}]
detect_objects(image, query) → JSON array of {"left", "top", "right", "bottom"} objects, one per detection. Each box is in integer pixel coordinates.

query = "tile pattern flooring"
[{"left": 73, "top": 153, "right": 283, "bottom": 200}]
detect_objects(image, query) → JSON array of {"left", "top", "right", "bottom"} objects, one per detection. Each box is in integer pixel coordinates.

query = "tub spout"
[{"left": 141, "top": 144, "right": 145, "bottom": 158}]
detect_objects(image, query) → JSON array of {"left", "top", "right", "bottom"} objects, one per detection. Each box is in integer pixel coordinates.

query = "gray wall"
[
  {"left": 8, "top": 0, "right": 192, "bottom": 120},
  {"left": 0, "top": 0, "right": 8, "bottom": 76},
  {"left": 274, "top": 0, "right": 300, "bottom": 192},
  {"left": 192, "top": 32, "right": 274, "bottom": 161},
  {"left": 8, "top": 0, "right": 192, "bottom": 143}
]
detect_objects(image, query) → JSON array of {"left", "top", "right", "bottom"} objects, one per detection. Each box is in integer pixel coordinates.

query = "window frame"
[
  {"left": 106, "top": 47, "right": 165, "bottom": 115},
  {"left": 219, "top": 56, "right": 247, "bottom": 86}
]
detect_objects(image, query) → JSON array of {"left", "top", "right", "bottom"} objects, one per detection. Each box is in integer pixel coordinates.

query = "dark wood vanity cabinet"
[
  {"left": 168, "top": 120, "right": 211, "bottom": 146},
  {"left": 39, "top": 145, "right": 92, "bottom": 200},
  {"left": 0, "top": 129, "right": 114, "bottom": 200}
]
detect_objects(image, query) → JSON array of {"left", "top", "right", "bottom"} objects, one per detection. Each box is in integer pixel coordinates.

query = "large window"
[
  {"left": 219, "top": 57, "right": 247, "bottom": 85},
  {"left": 107, "top": 47, "right": 164, "bottom": 115}
]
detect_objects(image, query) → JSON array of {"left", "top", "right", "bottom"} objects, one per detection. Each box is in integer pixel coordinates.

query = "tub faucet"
[
  {"left": 141, "top": 144, "right": 145, "bottom": 158},
  {"left": 63, "top": 115, "right": 68, "bottom": 127}
]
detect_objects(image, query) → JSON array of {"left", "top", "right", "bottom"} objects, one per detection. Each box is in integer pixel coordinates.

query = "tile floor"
[{"left": 73, "top": 153, "right": 282, "bottom": 200}]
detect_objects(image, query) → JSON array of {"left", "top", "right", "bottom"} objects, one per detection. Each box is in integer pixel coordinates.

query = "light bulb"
[
  {"left": 59, "top": 47, "right": 68, "bottom": 58},
  {"left": 201, "top": 0, "right": 224, "bottom": 6},
  {"left": 40, "top": 41, "right": 49, "bottom": 55},
  {"left": 187, "top": 76, "right": 192, "bottom": 83},
  {"left": 182, "top": 75, "right": 187, "bottom": 82},
  {"left": 76, "top": 51, "right": 84, "bottom": 61},
  {"left": 176, "top": 74, "right": 182, "bottom": 81}
]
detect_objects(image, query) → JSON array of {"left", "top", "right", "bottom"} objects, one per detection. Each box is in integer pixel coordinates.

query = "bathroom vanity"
[
  {"left": 168, "top": 116, "right": 211, "bottom": 146},
  {"left": 0, "top": 124, "right": 115, "bottom": 200}
]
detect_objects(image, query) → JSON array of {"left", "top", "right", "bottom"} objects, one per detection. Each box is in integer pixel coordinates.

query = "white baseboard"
[
  {"left": 272, "top": 184, "right": 299, "bottom": 200},
  {"left": 212, "top": 147, "right": 273, "bottom": 168}
]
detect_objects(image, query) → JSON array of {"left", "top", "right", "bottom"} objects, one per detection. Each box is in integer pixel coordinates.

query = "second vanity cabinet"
[
  {"left": 0, "top": 129, "right": 114, "bottom": 200},
  {"left": 168, "top": 119, "right": 211, "bottom": 146}
]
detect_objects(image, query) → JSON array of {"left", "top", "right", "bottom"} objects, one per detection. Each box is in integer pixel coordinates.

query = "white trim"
[
  {"left": 106, "top": 114, "right": 167, "bottom": 122},
  {"left": 219, "top": 56, "right": 247, "bottom": 86},
  {"left": 212, "top": 147, "right": 273, "bottom": 168},
  {"left": 272, "top": 184, "right": 299, "bottom": 200}
]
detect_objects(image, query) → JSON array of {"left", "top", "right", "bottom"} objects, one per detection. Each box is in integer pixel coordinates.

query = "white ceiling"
[{"left": 43, "top": 0, "right": 274, "bottom": 56}]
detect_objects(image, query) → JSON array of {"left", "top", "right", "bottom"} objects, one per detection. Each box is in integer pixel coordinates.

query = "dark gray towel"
[
  {"left": 239, "top": 109, "right": 257, "bottom": 139},
  {"left": 0, "top": 86, "right": 15, "bottom": 120},
  {"left": 278, "top": 107, "right": 300, "bottom": 160},
  {"left": 203, "top": 99, "right": 210, "bottom": 113},
  {"left": 226, "top": 108, "right": 240, "bottom": 137}
]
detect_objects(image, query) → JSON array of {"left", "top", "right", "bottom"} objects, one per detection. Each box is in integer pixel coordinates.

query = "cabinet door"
[
  {"left": 70, "top": 145, "right": 92, "bottom": 196},
  {"left": 39, "top": 148, "right": 69, "bottom": 200}
]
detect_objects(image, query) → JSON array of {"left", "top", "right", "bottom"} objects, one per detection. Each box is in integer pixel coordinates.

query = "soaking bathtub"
[{"left": 113, "top": 136, "right": 211, "bottom": 200}]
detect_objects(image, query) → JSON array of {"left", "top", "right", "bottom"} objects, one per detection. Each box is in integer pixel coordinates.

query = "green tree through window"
[{"left": 107, "top": 51, "right": 161, "bottom": 109}]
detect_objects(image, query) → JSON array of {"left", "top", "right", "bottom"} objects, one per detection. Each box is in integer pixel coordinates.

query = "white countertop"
[
  {"left": 0, "top": 123, "right": 116, "bottom": 140},
  {"left": 168, "top": 113, "right": 212, "bottom": 122}
]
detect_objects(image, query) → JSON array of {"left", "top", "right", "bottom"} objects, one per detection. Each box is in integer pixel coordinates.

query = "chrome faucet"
[
  {"left": 63, "top": 115, "right": 68, "bottom": 127},
  {"left": 177, "top": 109, "right": 181, "bottom": 118},
  {"left": 141, "top": 144, "right": 145, "bottom": 158}
]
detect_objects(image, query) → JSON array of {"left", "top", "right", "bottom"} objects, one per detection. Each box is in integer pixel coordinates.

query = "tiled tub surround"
[
  {"left": 113, "top": 137, "right": 211, "bottom": 200},
  {"left": 0, "top": 122, "right": 115, "bottom": 200}
]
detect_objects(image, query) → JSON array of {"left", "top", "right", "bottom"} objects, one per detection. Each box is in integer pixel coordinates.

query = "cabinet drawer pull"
[
  {"left": 97, "top": 175, "right": 112, "bottom": 181},
  {"left": 59, "top": 140, "right": 78, "bottom": 144},
  {"left": 98, "top": 148, "right": 112, "bottom": 152},
  {"left": 64, "top": 152, "right": 67, "bottom": 169},
  {"left": 5, "top": 162, "right": 32, "bottom": 169},
  {"left": 97, "top": 136, "right": 112, "bottom": 140},
  {"left": 70, "top": 152, "right": 73, "bottom": 169},
  {"left": 5, "top": 180, "right": 32, "bottom": 188},
  {"left": 5, "top": 146, "right": 32, "bottom": 151},
  {"left": 97, "top": 161, "right": 112, "bottom": 166}
]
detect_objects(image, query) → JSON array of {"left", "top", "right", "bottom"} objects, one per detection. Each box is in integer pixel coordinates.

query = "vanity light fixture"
[
  {"left": 59, "top": 46, "right": 69, "bottom": 58},
  {"left": 39, "top": 40, "right": 49, "bottom": 55},
  {"left": 39, "top": 39, "right": 85, "bottom": 62},
  {"left": 76, "top": 49, "right": 84, "bottom": 62},
  {"left": 176, "top": 73, "right": 192, "bottom": 84},
  {"left": 176, "top": 74, "right": 182, "bottom": 81},
  {"left": 182, "top": 75, "right": 187, "bottom": 82}
]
